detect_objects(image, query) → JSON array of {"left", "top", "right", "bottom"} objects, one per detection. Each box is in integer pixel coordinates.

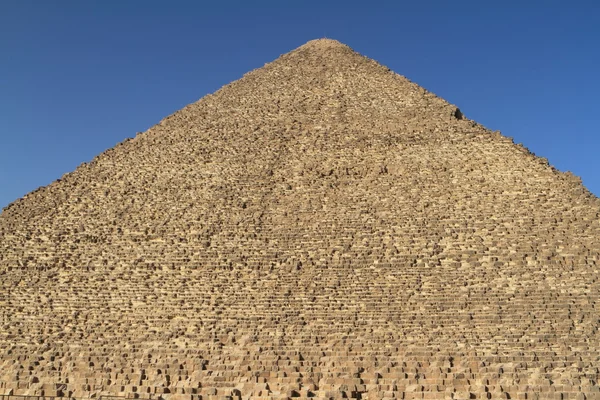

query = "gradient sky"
[{"left": 1, "top": 1, "right": 599, "bottom": 209}]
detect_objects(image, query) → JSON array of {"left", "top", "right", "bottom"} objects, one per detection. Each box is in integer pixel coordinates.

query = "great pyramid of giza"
[{"left": 2, "top": 39, "right": 600, "bottom": 400}]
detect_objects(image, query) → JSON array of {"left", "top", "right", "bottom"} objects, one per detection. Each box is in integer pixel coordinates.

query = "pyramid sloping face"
[{"left": 1, "top": 39, "right": 600, "bottom": 399}]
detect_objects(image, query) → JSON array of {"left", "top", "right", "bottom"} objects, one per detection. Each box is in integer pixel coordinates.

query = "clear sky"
[{"left": 1, "top": 1, "right": 599, "bottom": 209}]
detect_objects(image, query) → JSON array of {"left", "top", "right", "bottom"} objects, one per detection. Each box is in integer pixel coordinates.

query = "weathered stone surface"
[{"left": 1, "top": 39, "right": 599, "bottom": 399}]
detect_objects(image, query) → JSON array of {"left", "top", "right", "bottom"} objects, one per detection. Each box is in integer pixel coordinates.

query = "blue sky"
[{"left": 1, "top": 1, "right": 599, "bottom": 209}]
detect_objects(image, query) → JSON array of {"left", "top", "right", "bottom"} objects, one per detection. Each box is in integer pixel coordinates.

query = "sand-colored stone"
[{"left": 1, "top": 39, "right": 600, "bottom": 399}]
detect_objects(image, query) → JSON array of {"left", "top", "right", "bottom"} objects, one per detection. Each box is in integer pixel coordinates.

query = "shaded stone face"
[{"left": 1, "top": 38, "right": 600, "bottom": 400}]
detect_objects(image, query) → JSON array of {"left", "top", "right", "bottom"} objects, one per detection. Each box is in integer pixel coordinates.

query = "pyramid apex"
[{"left": 297, "top": 38, "right": 351, "bottom": 51}]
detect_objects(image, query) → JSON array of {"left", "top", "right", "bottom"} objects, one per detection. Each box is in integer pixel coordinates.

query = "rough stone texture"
[{"left": 1, "top": 39, "right": 600, "bottom": 399}]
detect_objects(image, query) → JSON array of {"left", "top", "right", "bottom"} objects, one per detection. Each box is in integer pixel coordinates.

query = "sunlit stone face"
[{"left": 1, "top": 39, "right": 599, "bottom": 399}]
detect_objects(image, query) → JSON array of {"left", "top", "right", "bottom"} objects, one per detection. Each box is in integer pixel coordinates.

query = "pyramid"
[{"left": 1, "top": 38, "right": 600, "bottom": 399}]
